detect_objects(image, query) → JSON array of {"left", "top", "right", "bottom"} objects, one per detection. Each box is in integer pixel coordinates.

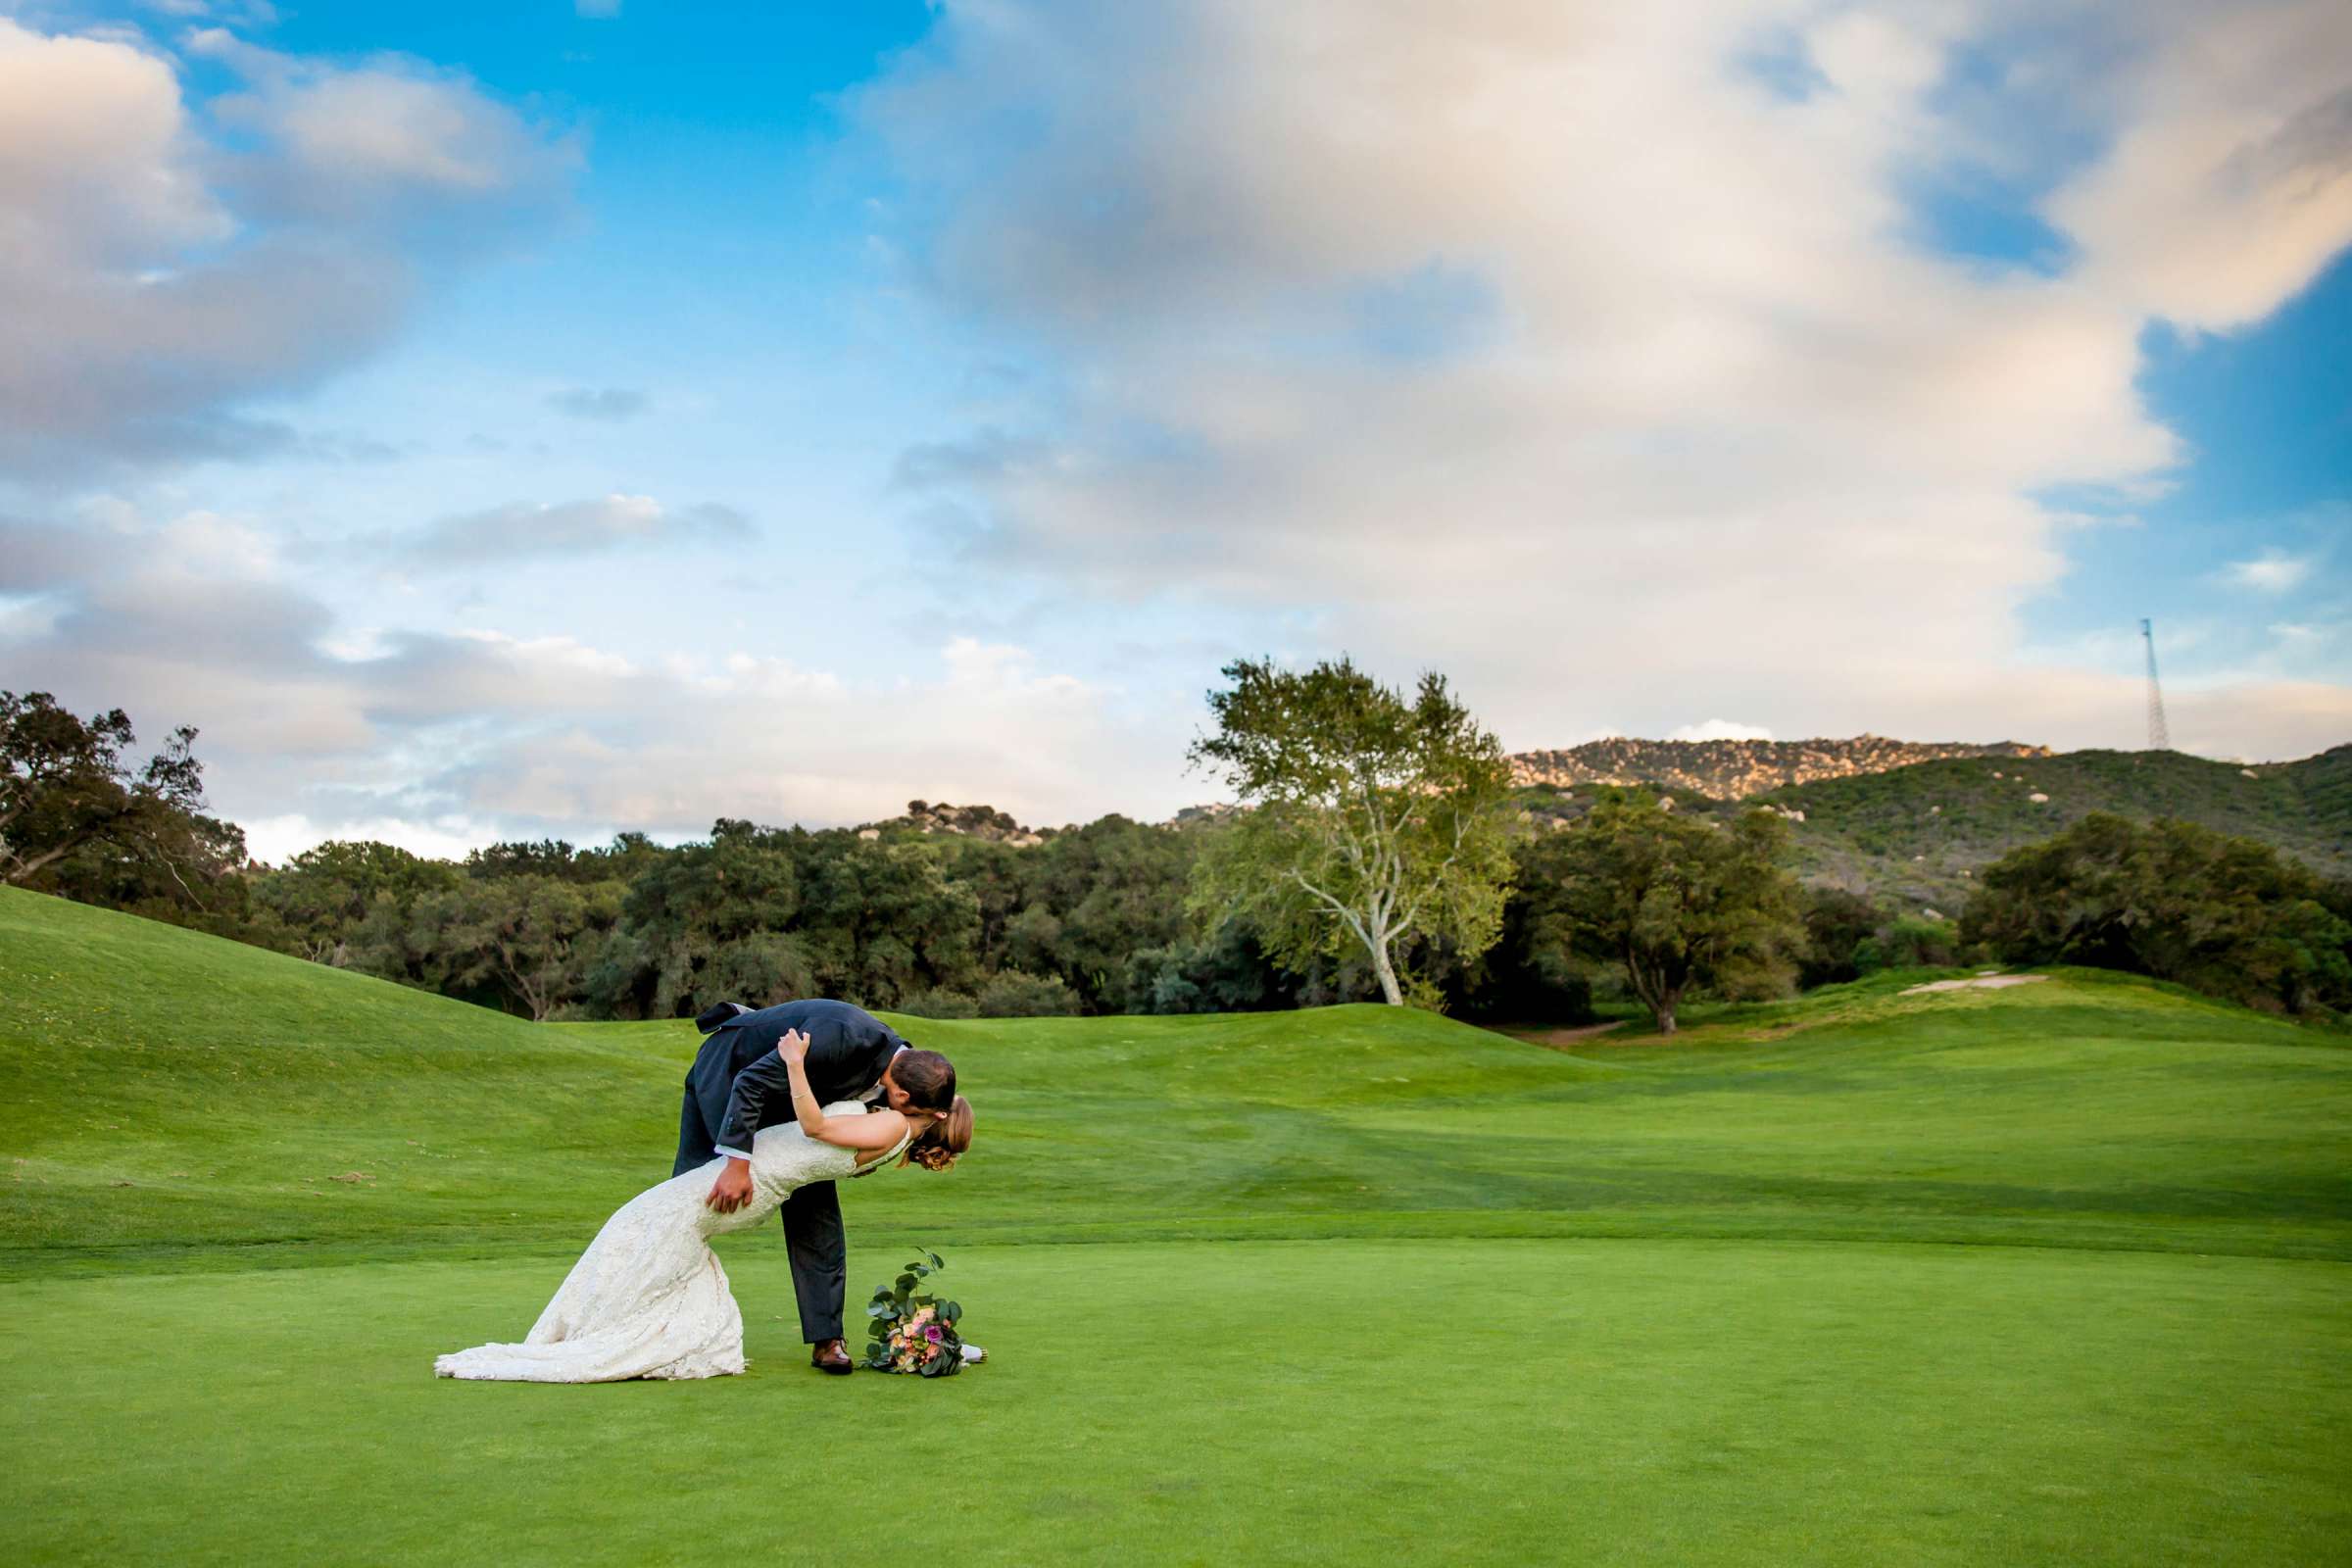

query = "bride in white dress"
[{"left": 437, "top": 1029, "right": 974, "bottom": 1383}]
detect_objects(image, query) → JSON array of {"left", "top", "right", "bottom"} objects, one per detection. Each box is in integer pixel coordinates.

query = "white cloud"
[
  {"left": 1669, "top": 719, "right": 1777, "bottom": 742},
  {"left": 2225, "top": 549, "right": 2316, "bottom": 593},
  {"left": 396, "top": 494, "right": 753, "bottom": 565},
  {"left": 856, "top": 0, "right": 2352, "bottom": 757},
  {"left": 0, "top": 505, "right": 1186, "bottom": 857},
  {"left": 0, "top": 19, "right": 574, "bottom": 476},
  {"left": 2046, "top": 3, "right": 2352, "bottom": 331},
  {"left": 141, "top": 1, "right": 280, "bottom": 23},
  {"left": 239, "top": 812, "right": 497, "bottom": 865}
]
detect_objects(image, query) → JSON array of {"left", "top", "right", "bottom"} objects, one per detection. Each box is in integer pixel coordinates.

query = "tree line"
[{"left": 8, "top": 680, "right": 2348, "bottom": 1027}]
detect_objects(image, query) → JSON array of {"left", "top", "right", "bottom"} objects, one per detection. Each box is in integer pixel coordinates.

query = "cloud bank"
[
  {"left": 0, "top": 507, "right": 1181, "bottom": 859},
  {"left": 0, "top": 18, "right": 575, "bottom": 477},
  {"left": 858, "top": 0, "right": 2352, "bottom": 758},
  {"left": 4, "top": 4, "right": 2347, "bottom": 861}
]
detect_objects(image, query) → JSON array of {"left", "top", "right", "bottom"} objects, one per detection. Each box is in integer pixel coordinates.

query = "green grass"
[{"left": 4, "top": 886, "right": 2349, "bottom": 1564}]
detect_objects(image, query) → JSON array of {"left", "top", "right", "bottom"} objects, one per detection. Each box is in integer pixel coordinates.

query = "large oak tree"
[
  {"left": 1543, "top": 791, "right": 1803, "bottom": 1034},
  {"left": 0, "top": 690, "right": 243, "bottom": 906},
  {"left": 1185, "top": 657, "right": 1514, "bottom": 1006}
]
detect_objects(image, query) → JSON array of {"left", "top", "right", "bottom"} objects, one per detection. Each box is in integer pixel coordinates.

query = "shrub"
[
  {"left": 1960, "top": 813, "right": 2352, "bottom": 1016},
  {"left": 1854, "top": 914, "right": 1961, "bottom": 974},
  {"left": 974, "top": 969, "right": 1082, "bottom": 1017},
  {"left": 896, "top": 986, "right": 981, "bottom": 1020},
  {"left": 1798, "top": 885, "right": 1885, "bottom": 987}
]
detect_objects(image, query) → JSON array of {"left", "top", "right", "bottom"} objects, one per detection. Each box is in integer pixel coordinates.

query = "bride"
[{"left": 437, "top": 1028, "right": 974, "bottom": 1383}]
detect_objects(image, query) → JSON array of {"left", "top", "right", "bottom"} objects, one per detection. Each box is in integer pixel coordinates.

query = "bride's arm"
[{"left": 780, "top": 1034, "right": 914, "bottom": 1152}]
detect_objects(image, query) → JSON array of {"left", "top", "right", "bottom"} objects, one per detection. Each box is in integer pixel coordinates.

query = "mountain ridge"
[
  {"left": 1508, "top": 733, "right": 2054, "bottom": 799},
  {"left": 853, "top": 738, "right": 2349, "bottom": 912}
]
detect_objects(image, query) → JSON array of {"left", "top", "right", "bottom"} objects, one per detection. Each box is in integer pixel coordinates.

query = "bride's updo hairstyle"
[{"left": 907, "top": 1096, "right": 972, "bottom": 1172}]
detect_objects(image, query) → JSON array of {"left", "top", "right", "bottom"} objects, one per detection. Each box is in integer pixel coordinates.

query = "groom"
[{"left": 676, "top": 997, "right": 958, "bottom": 1374}]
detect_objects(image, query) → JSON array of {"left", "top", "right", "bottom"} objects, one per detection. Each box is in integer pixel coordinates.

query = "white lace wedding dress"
[{"left": 436, "top": 1102, "right": 908, "bottom": 1383}]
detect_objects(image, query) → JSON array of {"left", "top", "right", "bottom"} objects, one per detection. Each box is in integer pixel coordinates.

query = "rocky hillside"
[
  {"left": 1519, "top": 744, "right": 2351, "bottom": 912},
  {"left": 869, "top": 742, "right": 2352, "bottom": 914},
  {"left": 858, "top": 799, "right": 1053, "bottom": 846},
  {"left": 1509, "top": 734, "right": 2051, "bottom": 798}
]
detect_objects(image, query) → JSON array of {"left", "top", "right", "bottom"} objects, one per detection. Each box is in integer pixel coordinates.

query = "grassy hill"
[
  {"left": 1520, "top": 743, "right": 2352, "bottom": 909},
  {"left": 1762, "top": 744, "right": 2351, "bottom": 906},
  {"left": 7, "top": 883, "right": 2347, "bottom": 1270},
  {"left": 3, "top": 887, "right": 2348, "bottom": 1565}
]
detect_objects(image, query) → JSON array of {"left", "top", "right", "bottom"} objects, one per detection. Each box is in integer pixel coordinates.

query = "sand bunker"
[{"left": 1901, "top": 974, "right": 2049, "bottom": 995}]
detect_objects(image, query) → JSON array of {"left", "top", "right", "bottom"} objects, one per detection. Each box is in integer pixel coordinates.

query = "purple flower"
[{"left": 924, "top": 1325, "right": 944, "bottom": 1343}]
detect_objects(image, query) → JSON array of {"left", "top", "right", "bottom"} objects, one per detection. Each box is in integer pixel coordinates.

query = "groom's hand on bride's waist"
[{"left": 706, "top": 1157, "right": 755, "bottom": 1212}]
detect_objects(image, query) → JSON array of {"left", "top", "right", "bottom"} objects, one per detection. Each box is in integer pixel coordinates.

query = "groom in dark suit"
[{"left": 675, "top": 998, "right": 957, "bottom": 1374}]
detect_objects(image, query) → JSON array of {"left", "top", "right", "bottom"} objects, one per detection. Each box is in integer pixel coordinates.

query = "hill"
[
  {"left": 1760, "top": 744, "right": 2352, "bottom": 906},
  {"left": 1516, "top": 743, "right": 2352, "bottom": 910},
  {"left": 856, "top": 798, "right": 1054, "bottom": 844},
  {"left": 1508, "top": 733, "right": 2052, "bottom": 797},
  {"left": 6, "top": 884, "right": 2346, "bottom": 1270}
]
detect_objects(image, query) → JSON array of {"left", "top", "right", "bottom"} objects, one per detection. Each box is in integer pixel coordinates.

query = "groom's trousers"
[{"left": 673, "top": 1093, "right": 848, "bottom": 1345}]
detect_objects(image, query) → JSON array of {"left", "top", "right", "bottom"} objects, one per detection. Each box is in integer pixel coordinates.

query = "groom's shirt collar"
[{"left": 858, "top": 1044, "right": 910, "bottom": 1105}]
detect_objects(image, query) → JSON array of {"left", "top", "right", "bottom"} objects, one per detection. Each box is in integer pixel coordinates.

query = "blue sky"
[{"left": 1, "top": 1, "right": 2347, "bottom": 859}]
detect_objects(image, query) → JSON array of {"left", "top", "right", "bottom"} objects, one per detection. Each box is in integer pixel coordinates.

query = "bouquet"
[{"left": 862, "top": 1249, "right": 967, "bottom": 1377}]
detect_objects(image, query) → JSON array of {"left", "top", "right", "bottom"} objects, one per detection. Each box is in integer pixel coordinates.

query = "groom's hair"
[{"left": 895, "top": 1049, "right": 956, "bottom": 1111}]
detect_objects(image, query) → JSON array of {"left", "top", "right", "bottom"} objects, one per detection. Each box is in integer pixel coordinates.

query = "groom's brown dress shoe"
[{"left": 810, "top": 1339, "right": 855, "bottom": 1375}]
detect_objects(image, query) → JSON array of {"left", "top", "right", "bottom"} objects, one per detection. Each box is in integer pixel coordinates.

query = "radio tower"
[{"left": 2140, "top": 617, "right": 2171, "bottom": 751}]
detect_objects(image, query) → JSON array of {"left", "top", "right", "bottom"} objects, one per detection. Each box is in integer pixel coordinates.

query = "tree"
[
  {"left": 1186, "top": 657, "right": 1514, "bottom": 1006},
  {"left": 788, "top": 834, "right": 982, "bottom": 1007},
  {"left": 0, "top": 690, "right": 244, "bottom": 907},
  {"left": 590, "top": 818, "right": 806, "bottom": 1018},
  {"left": 250, "top": 840, "right": 462, "bottom": 966},
  {"left": 1960, "top": 813, "right": 2352, "bottom": 1017},
  {"left": 1003, "top": 815, "right": 1194, "bottom": 1011},
  {"left": 1447, "top": 831, "right": 1597, "bottom": 1022},
  {"left": 1545, "top": 791, "right": 1803, "bottom": 1033},
  {"left": 406, "top": 874, "right": 624, "bottom": 1021},
  {"left": 1796, "top": 885, "right": 1886, "bottom": 987},
  {"left": 1125, "top": 919, "right": 1294, "bottom": 1014},
  {"left": 1852, "top": 913, "right": 1961, "bottom": 974},
  {"left": 974, "top": 969, "right": 1083, "bottom": 1017}
]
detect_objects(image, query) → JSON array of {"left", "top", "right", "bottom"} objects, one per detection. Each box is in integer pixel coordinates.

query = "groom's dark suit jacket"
[
  {"left": 683, "top": 998, "right": 909, "bottom": 1161},
  {"left": 673, "top": 998, "right": 910, "bottom": 1347}
]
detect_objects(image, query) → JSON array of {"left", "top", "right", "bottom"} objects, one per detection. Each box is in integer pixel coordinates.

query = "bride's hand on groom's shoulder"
[{"left": 776, "top": 1028, "right": 809, "bottom": 1067}]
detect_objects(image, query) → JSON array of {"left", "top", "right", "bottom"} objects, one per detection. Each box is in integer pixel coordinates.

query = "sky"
[{"left": 2, "top": 0, "right": 2348, "bottom": 863}]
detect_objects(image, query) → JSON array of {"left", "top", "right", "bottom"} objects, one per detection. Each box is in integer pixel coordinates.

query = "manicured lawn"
[
  {"left": 3, "top": 887, "right": 2348, "bottom": 1563},
  {"left": 5, "top": 1241, "right": 2346, "bottom": 1565}
]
